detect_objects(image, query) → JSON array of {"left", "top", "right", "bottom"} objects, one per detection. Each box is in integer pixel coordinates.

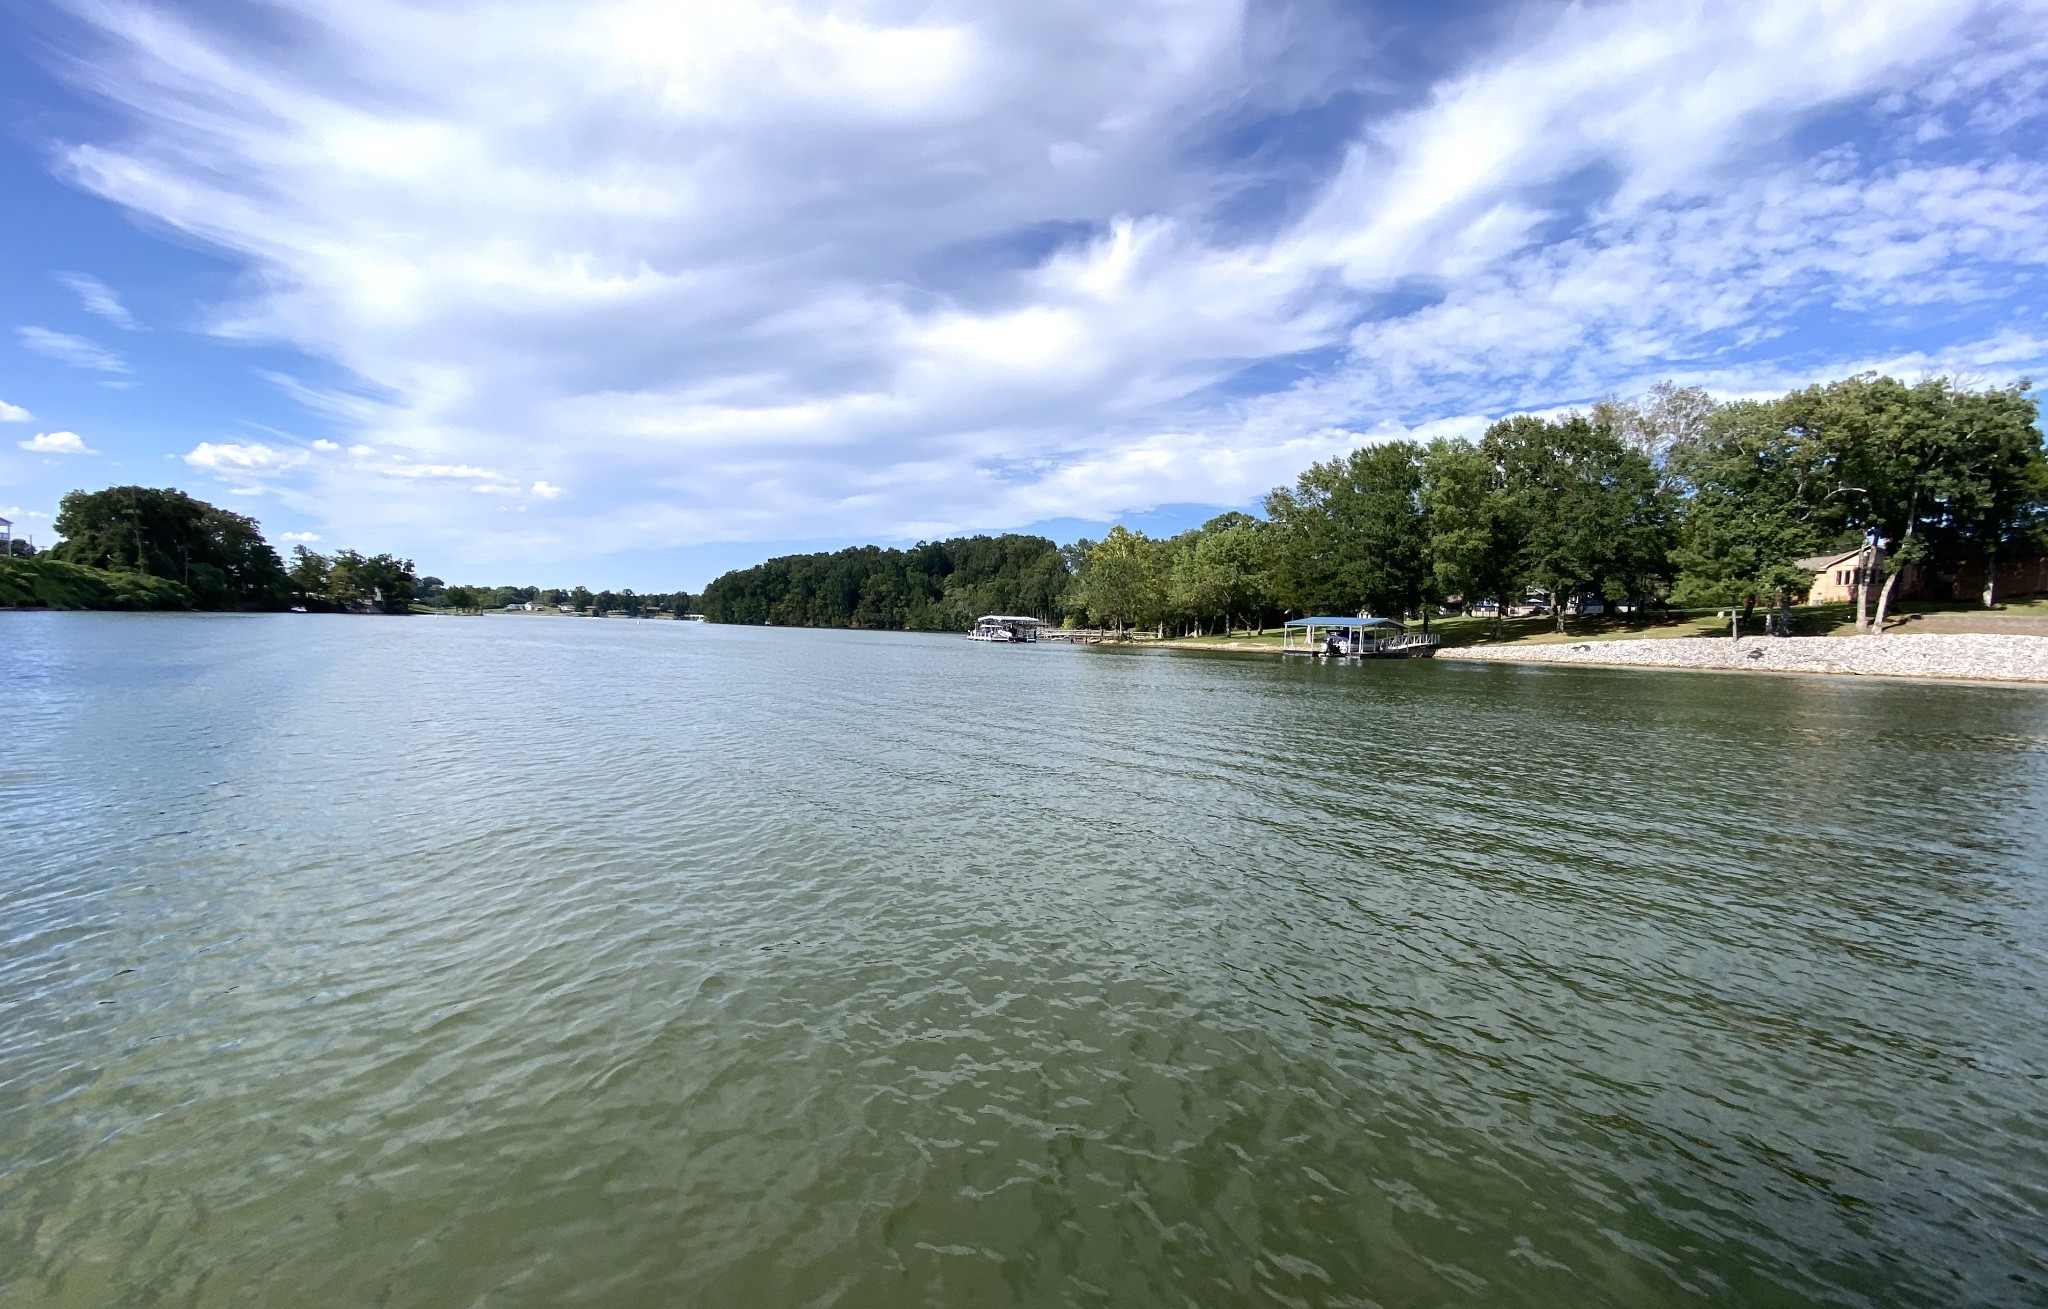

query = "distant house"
[
  {"left": 558, "top": 604, "right": 576, "bottom": 614},
  {"left": 1799, "top": 550, "right": 2046, "bottom": 604},
  {"left": 1797, "top": 550, "right": 1871, "bottom": 604}
]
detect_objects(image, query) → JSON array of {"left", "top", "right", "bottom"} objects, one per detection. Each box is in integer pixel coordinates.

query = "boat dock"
[{"left": 1280, "top": 616, "right": 1440, "bottom": 659}]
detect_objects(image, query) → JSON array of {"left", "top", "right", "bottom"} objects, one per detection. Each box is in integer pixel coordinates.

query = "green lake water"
[{"left": 3, "top": 613, "right": 2046, "bottom": 1307}]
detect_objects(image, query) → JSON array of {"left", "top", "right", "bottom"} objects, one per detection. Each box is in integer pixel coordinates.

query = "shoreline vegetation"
[
  {"left": 0, "top": 486, "right": 698, "bottom": 619},
  {"left": 697, "top": 373, "right": 2048, "bottom": 655},
  {"left": 9, "top": 373, "right": 2047, "bottom": 687}
]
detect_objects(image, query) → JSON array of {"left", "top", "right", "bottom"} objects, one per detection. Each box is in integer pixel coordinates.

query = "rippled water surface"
[{"left": 4, "top": 614, "right": 2047, "bottom": 1308}]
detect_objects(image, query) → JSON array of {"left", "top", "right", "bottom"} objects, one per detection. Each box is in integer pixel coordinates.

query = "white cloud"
[
  {"left": 17, "top": 326, "right": 129, "bottom": 374},
  {"left": 39, "top": 0, "right": 2048, "bottom": 569},
  {"left": 183, "top": 441, "right": 304, "bottom": 473},
  {"left": 19, "top": 430, "right": 97, "bottom": 455},
  {"left": 278, "top": 530, "right": 321, "bottom": 541},
  {"left": 55, "top": 272, "right": 138, "bottom": 328},
  {"left": 0, "top": 400, "right": 30, "bottom": 422}
]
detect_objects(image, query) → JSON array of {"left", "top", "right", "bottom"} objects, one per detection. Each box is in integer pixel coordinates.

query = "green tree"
[
  {"left": 1265, "top": 442, "right": 1429, "bottom": 622},
  {"left": 1082, "top": 526, "right": 1163, "bottom": 636},
  {"left": 443, "top": 584, "right": 480, "bottom": 612},
  {"left": 1421, "top": 437, "right": 1517, "bottom": 637},
  {"left": 287, "top": 545, "right": 333, "bottom": 604},
  {"left": 1169, "top": 517, "right": 1272, "bottom": 635},
  {"left": 1941, "top": 382, "right": 2047, "bottom": 605},
  {"left": 51, "top": 485, "right": 289, "bottom": 609},
  {"left": 325, "top": 550, "right": 419, "bottom": 614},
  {"left": 1483, "top": 414, "right": 1671, "bottom": 633},
  {"left": 1669, "top": 398, "right": 1842, "bottom": 634}
]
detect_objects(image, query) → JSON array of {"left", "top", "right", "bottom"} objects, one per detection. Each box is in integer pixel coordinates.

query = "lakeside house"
[
  {"left": 1797, "top": 550, "right": 1871, "bottom": 604},
  {"left": 1796, "top": 550, "right": 2048, "bottom": 604}
]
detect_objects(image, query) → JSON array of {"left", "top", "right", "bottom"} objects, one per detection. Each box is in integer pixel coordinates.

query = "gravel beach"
[{"left": 1435, "top": 632, "right": 2048, "bottom": 684}]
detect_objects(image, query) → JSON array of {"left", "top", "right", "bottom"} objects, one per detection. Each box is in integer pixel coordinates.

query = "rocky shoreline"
[{"left": 1434, "top": 632, "right": 2048, "bottom": 684}]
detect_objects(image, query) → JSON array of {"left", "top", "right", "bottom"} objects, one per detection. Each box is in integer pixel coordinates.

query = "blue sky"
[{"left": 3, "top": 0, "right": 2046, "bottom": 590}]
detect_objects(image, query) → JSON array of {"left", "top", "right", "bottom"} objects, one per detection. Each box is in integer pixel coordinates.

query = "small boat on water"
[
  {"left": 969, "top": 615, "right": 1046, "bottom": 643},
  {"left": 1280, "top": 616, "right": 1440, "bottom": 660}
]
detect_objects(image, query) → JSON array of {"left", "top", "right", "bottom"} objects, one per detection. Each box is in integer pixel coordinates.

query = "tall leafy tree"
[
  {"left": 1483, "top": 415, "right": 1670, "bottom": 632},
  {"left": 305, "top": 549, "right": 420, "bottom": 614},
  {"left": 1265, "top": 442, "right": 1429, "bottom": 621},
  {"left": 1421, "top": 437, "right": 1517, "bottom": 637},
  {"left": 1927, "top": 381, "right": 2046, "bottom": 607},
  {"left": 1081, "top": 526, "right": 1163, "bottom": 635},
  {"left": 1170, "top": 516, "right": 1273, "bottom": 635},
  {"left": 51, "top": 485, "right": 289, "bottom": 609},
  {"left": 1669, "top": 399, "right": 1842, "bottom": 634}
]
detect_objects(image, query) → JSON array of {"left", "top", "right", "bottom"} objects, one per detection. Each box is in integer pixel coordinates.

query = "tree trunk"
[
  {"left": 1730, "top": 606, "right": 1740, "bottom": 641},
  {"left": 1854, "top": 543, "right": 1871, "bottom": 633},
  {"left": 1740, "top": 593, "right": 1756, "bottom": 635},
  {"left": 1872, "top": 568, "right": 1903, "bottom": 634},
  {"left": 1871, "top": 497, "right": 1918, "bottom": 636}
]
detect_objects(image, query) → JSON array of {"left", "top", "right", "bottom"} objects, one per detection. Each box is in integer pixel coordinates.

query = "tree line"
[
  {"left": 1, "top": 484, "right": 700, "bottom": 617},
  {"left": 699, "top": 373, "right": 2047, "bottom": 637},
  {"left": 699, "top": 534, "right": 1069, "bottom": 628},
  {"left": 423, "top": 580, "right": 696, "bottom": 617},
  {"left": 0, "top": 486, "right": 422, "bottom": 612}
]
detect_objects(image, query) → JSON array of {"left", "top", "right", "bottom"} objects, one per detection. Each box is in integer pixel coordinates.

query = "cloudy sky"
[{"left": 3, "top": 0, "right": 2045, "bottom": 587}]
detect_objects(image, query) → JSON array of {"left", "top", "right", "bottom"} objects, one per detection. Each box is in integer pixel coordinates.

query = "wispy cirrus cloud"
[
  {"left": 55, "top": 272, "right": 138, "bottom": 328},
  {"left": 37, "top": 0, "right": 2048, "bottom": 573},
  {"left": 17, "top": 325, "right": 128, "bottom": 374}
]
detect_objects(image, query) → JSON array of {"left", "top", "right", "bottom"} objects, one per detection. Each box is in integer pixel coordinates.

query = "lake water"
[{"left": 4, "top": 613, "right": 2046, "bottom": 1308}]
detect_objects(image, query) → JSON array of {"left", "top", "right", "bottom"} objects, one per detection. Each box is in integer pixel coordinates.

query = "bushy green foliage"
[
  {"left": 50, "top": 486, "right": 289, "bottom": 609},
  {"left": 1266, "top": 442, "right": 1429, "bottom": 621},
  {"left": 700, "top": 535, "right": 1066, "bottom": 629},
  {"left": 288, "top": 545, "right": 420, "bottom": 614},
  {"left": 0, "top": 556, "right": 194, "bottom": 610},
  {"left": 688, "top": 372, "right": 2048, "bottom": 636}
]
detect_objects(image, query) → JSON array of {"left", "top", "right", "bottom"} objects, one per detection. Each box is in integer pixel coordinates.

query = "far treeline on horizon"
[{"left": 5, "top": 372, "right": 2047, "bottom": 632}]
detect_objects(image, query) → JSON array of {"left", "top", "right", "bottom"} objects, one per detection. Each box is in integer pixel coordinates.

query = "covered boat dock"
[
  {"left": 1281, "top": 616, "right": 1441, "bottom": 659},
  {"left": 969, "top": 615, "right": 1048, "bottom": 642}
]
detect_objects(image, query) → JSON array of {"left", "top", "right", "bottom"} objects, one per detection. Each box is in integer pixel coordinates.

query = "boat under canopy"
[
  {"left": 969, "top": 615, "right": 1047, "bottom": 643},
  {"left": 1281, "top": 616, "right": 1440, "bottom": 659}
]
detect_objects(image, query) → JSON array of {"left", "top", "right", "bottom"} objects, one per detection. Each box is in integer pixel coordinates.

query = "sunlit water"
[{"left": 3, "top": 613, "right": 2046, "bottom": 1308}]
